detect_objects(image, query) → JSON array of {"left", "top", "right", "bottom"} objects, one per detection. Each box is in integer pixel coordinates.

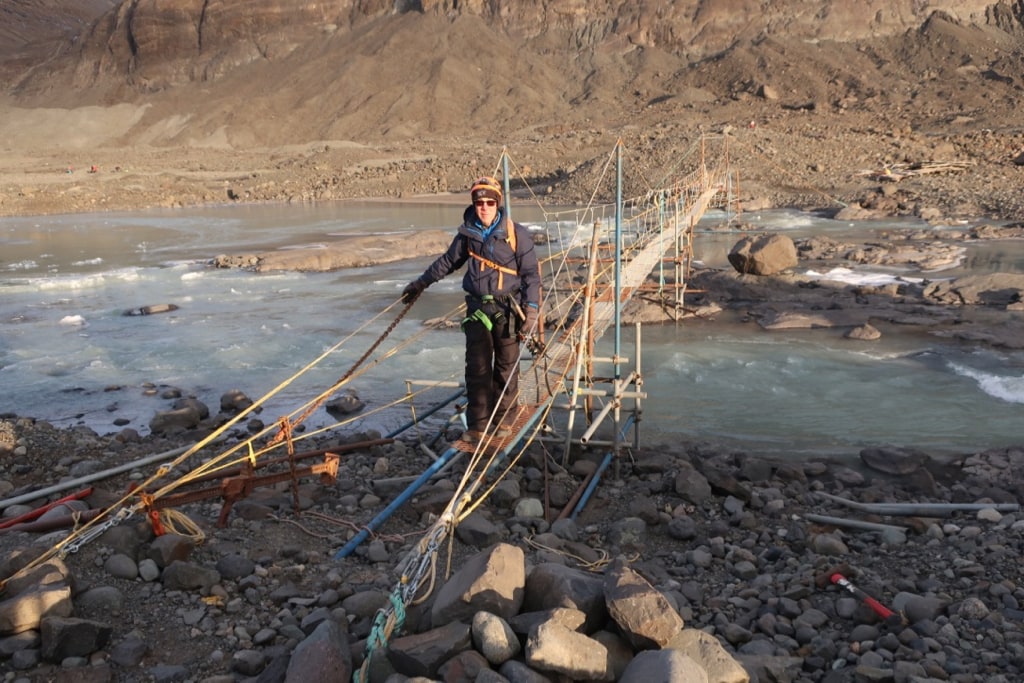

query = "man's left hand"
[{"left": 521, "top": 306, "right": 539, "bottom": 338}]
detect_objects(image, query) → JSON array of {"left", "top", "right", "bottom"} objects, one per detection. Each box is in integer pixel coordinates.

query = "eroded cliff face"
[
  {"left": 7, "top": 0, "right": 1008, "bottom": 95},
  {"left": 1, "top": 0, "right": 1020, "bottom": 151}
]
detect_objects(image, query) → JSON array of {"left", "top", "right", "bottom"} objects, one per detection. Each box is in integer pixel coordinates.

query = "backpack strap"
[{"left": 467, "top": 249, "right": 517, "bottom": 291}]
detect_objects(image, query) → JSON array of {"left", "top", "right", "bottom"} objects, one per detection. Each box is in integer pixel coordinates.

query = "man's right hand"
[{"left": 401, "top": 279, "right": 426, "bottom": 304}]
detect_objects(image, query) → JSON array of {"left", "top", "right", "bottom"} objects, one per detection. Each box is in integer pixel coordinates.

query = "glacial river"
[{"left": 1, "top": 201, "right": 1021, "bottom": 459}]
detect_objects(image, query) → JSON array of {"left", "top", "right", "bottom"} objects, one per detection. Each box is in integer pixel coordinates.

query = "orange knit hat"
[{"left": 470, "top": 176, "right": 502, "bottom": 203}]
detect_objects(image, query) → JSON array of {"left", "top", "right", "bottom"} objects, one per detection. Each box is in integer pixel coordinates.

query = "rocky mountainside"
[
  {"left": 0, "top": 1, "right": 1022, "bottom": 219},
  {"left": 0, "top": 0, "right": 115, "bottom": 57},
  {"left": 4, "top": 1, "right": 1021, "bottom": 145}
]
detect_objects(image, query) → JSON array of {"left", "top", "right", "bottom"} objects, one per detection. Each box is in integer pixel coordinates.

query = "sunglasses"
[{"left": 474, "top": 199, "right": 497, "bottom": 207}]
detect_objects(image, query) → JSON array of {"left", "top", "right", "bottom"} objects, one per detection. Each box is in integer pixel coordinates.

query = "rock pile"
[{"left": 0, "top": 414, "right": 1022, "bottom": 682}]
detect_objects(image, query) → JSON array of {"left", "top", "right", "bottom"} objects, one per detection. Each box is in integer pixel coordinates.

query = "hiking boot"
[{"left": 461, "top": 430, "right": 484, "bottom": 444}]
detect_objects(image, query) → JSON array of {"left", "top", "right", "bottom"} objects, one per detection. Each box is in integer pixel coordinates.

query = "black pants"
[{"left": 464, "top": 315, "right": 520, "bottom": 432}]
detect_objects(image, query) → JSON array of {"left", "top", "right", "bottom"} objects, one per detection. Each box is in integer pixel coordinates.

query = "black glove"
[
  {"left": 521, "top": 305, "right": 539, "bottom": 337},
  {"left": 401, "top": 279, "right": 426, "bottom": 304}
]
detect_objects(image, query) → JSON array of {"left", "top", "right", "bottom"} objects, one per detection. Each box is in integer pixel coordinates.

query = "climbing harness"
[
  {"left": 460, "top": 307, "right": 494, "bottom": 331},
  {"left": 460, "top": 294, "right": 509, "bottom": 331}
]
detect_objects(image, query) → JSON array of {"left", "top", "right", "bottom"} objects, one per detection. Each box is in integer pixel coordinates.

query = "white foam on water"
[
  {"left": 4, "top": 260, "right": 38, "bottom": 271},
  {"left": 949, "top": 362, "right": 1024, "bottom": 404},
  {"left": 803, "top": 267, "right": 925, "bottom": 286}
]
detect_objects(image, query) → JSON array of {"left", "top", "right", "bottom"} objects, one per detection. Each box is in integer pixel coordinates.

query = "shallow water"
[{"left": 1, "top": 202, "right": 1022, "bottom": 459}]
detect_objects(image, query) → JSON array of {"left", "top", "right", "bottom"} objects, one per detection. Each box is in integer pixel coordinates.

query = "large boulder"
[
  {"left": 728, "top": 234, "right": 798, "bottom": 275},
  {"left": 430, "top": 543, "right": 526, "bottom": 626}
]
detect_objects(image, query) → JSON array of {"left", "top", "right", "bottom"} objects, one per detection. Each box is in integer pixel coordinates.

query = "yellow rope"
[
  {"left": 158, "top": 509, "right": 206, "bottom": 544},
  {"left": 523, "top": 536, "right": 612, "bottom": 572},
  {"left": 2, "top": 298, "right": 422, "bottom": 588}
]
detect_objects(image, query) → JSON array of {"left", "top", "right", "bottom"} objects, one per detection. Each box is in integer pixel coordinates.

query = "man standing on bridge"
[{"left": 402, "top": 176, "right": 541, "bottom": 445}]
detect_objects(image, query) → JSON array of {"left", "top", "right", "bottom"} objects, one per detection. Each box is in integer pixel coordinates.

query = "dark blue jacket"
[{"left": 417, "top": 205, "right": 540, "bottom": 314}]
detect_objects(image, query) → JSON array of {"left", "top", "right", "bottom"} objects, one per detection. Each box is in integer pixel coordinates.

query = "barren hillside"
[{"left": 0, "top": 0, "right": 1022, "bottom": 219}]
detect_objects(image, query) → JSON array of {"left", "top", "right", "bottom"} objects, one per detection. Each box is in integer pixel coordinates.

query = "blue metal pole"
[
  {"left": 502, "top": 152, "right": 511, "bottom": 220},
  {"left": 569, "top": 413, "right": 636, "bottom": 520},
  {"left": 386, "top": 389, "right": 465, "bottom": 439},
  {"left": 614, "top": 142, "right": 622, "bottom": 380},
  {"left": 334, "top": 446, "right": 462, "bottom": 558}
]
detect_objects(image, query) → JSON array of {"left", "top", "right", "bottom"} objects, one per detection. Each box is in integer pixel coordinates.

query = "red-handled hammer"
[{"left": 815, "top": 564, "right": 904, "bottom": 625}]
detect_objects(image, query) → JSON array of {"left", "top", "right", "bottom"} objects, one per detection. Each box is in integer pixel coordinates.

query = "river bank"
[{"left": 1, "top": 404, "right": 1022, "bottom": 681}]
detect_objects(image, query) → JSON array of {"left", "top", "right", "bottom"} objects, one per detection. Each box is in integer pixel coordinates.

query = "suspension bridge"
[{"left": 0, "top": 137, "right": 734, "bottom": 679}]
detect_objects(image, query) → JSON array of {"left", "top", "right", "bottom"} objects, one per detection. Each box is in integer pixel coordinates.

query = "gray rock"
[
  {"left": 36, "top": 500, "right": 89, "bottom": 523},
  {"left": 147, "top": 533, "right": 195, "bottom": 568},
  {"left": 284, "top": 619, "right": 352, "bottom": 683},
  {"left": 10, "top": 647, "right": 40, "bottom": 669},
  {"left": 341, "top": 590, "right": 388, "bottom": 619},
  {"left": 365, "top": 539, "right": 389, "bottom": 563},
  {"left": 810, "top": 532, "right": 849, "bottom": 555},
  {"left": 522, "top": 563, "right": 607, "bottom": 633},
  {"left": 431, "top": 543, "right": 525, "bottom": 626},
  {"left": 456, "top": 511, "right": 503, "bottom": 547},
  {"left": 472, "top": 611, "right": 521, "bottom": 665},
  {"left": 138, "top": 558, "right": 161, "bottom": 582},
  {"left": 619, "top": 648, "right": 708, "bottom": 683},
  {"left": 668, "top": 629, "right": 751, "bottom": 683},
  {"left": 507, "top": 607, "right": 586, "bottom": 638},
  {"left": 490, "top": 480, "right": 521, "bottom": 507},
  {"left": 728, "top": 233, "right": 798, "bottom": 275},
  {"left": 0, "top": 630, "right": 39, "bottom": 657},
  {"left": 859, "top": 445, "right": 930, "bottom": 475},
  {"left": 514, "top": 498, "right": 545, "bottom": 518},
  {"left": 39, "top": 616, "right": 112, "bottom": 662},
  {"left": 73, "top": 585, "right": 125, "bottom": 614},
  {"left": 103, "top": 553, "right": 138, "bottom": 580},
  {"left": 387, "top": 620, "right": 472, "bottom": 678},
  {"left": 110, "top": 636, "right": 148, "bottom": 666},
  {"left": 604, "top": 559, "right": 684, "bottom": 649},
  {"left": 215, "top": 553, "right": 255, "bottom": 580},
  {"left": 667, "top": 515, "right": 698, "bottom": 540},
  {"left": 161, "top": 561, "right": 220, "bottom": 591},
  {"left": 0, "top": 582, "right": 73, "bottom": 635},
  {"left": 549, "top": 518, "right": 579, "bottom": 541},
  {"left": 607, "top": 517, "right": 647, "bottom": 551},
  {"left": 674, "top": 463, "right": 713, "bottom": 504},
  {"left": 437, "top": 649, "right": 491, "bottom": 681},
  {"left": 497, "top": 659, "right": 553, "bottom": 683},
  {"left": 220, "top": 389, "right": 254, "bottom": 412},
  {"left": 845, "top": 323, "right": 881, "bottom": 340},
  {"left": 231, "top": 649, "right": 267, "bottom": 676},
  {"left": 892, "top": 592, "right": 948, "bottom": 623},
  {"left": 525, "top": 621, "right": 610, "bottom": 681},
  {"left": 149, "top": 405, "right": 202, "bottom": 433}
]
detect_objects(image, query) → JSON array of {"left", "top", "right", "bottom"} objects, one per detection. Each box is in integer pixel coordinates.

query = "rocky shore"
[{"left": 0, "top": 409, "right": 1022, "bottom": 682}]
